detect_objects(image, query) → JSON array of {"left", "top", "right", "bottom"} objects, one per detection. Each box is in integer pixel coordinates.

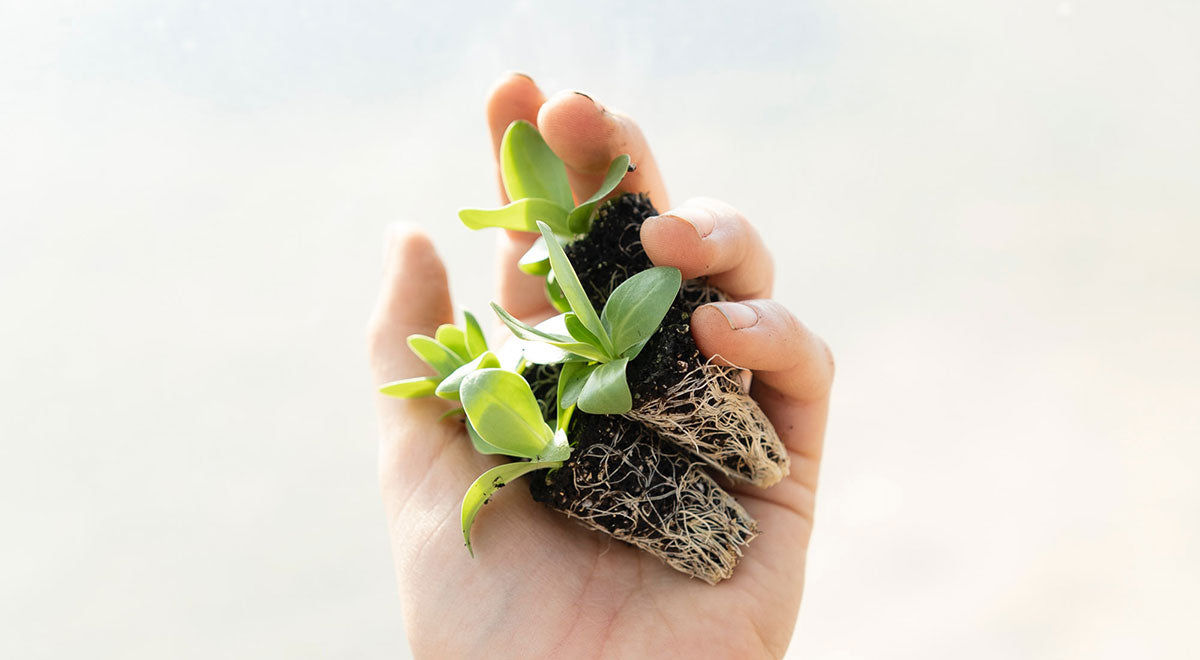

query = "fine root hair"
[
  {"left": 628, "top": 359, "right": 790, "bottom": 488},
  {"left": 548, "top": 425, "right": 758, "bottom": 584}
]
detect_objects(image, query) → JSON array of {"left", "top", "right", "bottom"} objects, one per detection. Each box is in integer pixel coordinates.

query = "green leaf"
[
  {"left": 460, "top": 369, "right": 555, "bottom": 459},
  {"left": 379, "top": 376, "right": 440, "bottom": 398},
  {"left": 491, "top": 303, "right": 571, "bottom": 343},
  {"left": 601, "top": 266, "right": 682, "bottom": 358},
  {"left": 435, "top": 324, "right": 470, "bottom": 361},
  {"left": 500, "top": 120, "right": 574, "bottom": 208},
  {"left": 435, "top": 351, "right": 501, "bottom": 401},
  {"left": 577, "top": 357, "right": 632, "bottom": 414},
  {"left": 566, "top": 154, "right": 631, "bottom": 233},
  {"left": 466, "top": 419, "right": 509, "bottom": 455},
  {"left": 459, "top": 198, "right": 570, "bottom": 234},
  {"left": 518, "top": 237, "right": 551, "bottom": 275},
  {"left": 537, "top": 222, "right": 614, "bottom": 357},
  {"left": 462, "top": 310, "right": 488, "bottom": 358},
  {"left": 407, "top": 335, "right": 464, "bottom": 378},
  {"left": 491, "top": 304, "right": 609, "bottom": 363},
  {"left": 462, "top": 460, "right": 561, "bottom": 556},
  {"left": 545, "top": 270, "right": 570, "bottom": 313},
  {"left": 558, "top": 361, "right": 595, "bottom": 411}
]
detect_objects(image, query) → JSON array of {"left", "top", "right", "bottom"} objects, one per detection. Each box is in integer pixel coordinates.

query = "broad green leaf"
[
  {"left": 500, "top": 120, "right": 574, "bottom": 208},
  {"left": 518, "top": 237, "right": 551, "bottom": 275},
  {"left": 435, "top": 324, "right": 470, "bottom": 361},
  {"left": 460, "top": 369, "right": 555, "bottom": 459},
  {"left": 379, "top": 376, "right": 439, "bottom": 398},
  {"left": 466, "top": 419, "right": 509, "bottom": 455},
  {"left": 462, "top": 310, "right": 488, "bottom": 358},
  {"left": 578, "top": 357, "right": 632, "bottom": 414},
  {"left": 407, "top": 335, "right": 463, "bottom": 378},
  {"left": 601, "top": 266, "right": 682, "bottom": 358},
  {"left": 537, "top": 222, "right": 614, "bottom": 356},
  {"left": 459, "top": 198, "right": 570, "bottom": 234},
  {"left": 491, "top": 304, "right": 609, "bottom": 363},
  {"left": 566, "top": 154, "right": 631, "bottom": 233},
  {"left": 545, "top": 271, "right": 570, "bottom": 313},
  {"left": 462, "top": 459, "right": 561, "bottom": 556},
  {"left": 435, "top": 351, "right": 501, "bottom": 401},
  {"left": 557, "top": 361, "right": 595, "bottom": 411}
]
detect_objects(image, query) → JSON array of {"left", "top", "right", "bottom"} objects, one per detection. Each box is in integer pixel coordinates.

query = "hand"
[{"left": 367, "top": 74, "right": 834, "bottom": 659}]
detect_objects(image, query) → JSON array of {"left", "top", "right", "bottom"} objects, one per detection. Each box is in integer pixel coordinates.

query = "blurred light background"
[{"left": 2, "top": 1, "right": 1197, "bottom": 658}]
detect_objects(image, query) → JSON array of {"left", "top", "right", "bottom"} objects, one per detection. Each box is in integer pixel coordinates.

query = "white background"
[{"left": 3, "top": 1, "right": 1198, "bottom": 657}]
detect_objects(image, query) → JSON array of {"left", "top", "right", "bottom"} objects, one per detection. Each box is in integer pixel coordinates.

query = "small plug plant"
[
  {"left": 492, "top": 222, "right": 681, "bottom": 415},
  {"left": 457, "top": 119, "right": 632, "bottom": 278},
  {"left": 377, "top": 310, "right": 501, "bottom": 402}
]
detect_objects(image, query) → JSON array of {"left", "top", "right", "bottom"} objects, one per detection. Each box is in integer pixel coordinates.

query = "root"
[
  {"left": 535, "top": 416, "right": 758, "bottom": 584},
  {"left": 627, "top": 358, "right": 790, "bottom": 487},
  {"left": 554, "top": 441, "right": 758, "bottom": 588}
]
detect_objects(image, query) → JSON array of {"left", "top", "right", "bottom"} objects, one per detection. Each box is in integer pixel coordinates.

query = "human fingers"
[
  {"left": 640, "top": 197, "right": 774, "bottom": 299},
  {"left": 537, "top": 90, "right": 670, "bottom": 210}
]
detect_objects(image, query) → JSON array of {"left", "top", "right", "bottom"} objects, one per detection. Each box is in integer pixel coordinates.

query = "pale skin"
[{"left": 367, "top": 73, "right": 835, "bottom": 659}]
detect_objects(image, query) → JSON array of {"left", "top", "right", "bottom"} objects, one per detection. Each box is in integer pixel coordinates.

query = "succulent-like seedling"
[
  {"left": 493, "top": 222, "right": 681, "bottom": 415},
  {"left": 377, "top": 310, "right": 500, "bottom": 402},
  {"left": 457, "top": 368, "right": 572, "bottom": 554},
  {"left": 457, "top": 119, "right": 632, "bottom": 278}
]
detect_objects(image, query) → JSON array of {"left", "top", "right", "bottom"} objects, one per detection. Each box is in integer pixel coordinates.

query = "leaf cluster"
[
  {"left": 457, "top": 368, "right": 571, "bottom": 555},
  {"left": 377, "top": 310, "right": 498, "bottom": 402},
  {"left": 457, "top": 120, "right": 632, "bottom": 277}
]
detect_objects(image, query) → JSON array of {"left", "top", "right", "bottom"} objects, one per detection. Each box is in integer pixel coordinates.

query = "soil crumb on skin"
[{"left": 529, "top": 412, "right": 757, "bottom": 584}]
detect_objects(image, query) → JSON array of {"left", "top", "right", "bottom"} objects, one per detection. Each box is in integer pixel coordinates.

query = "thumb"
[{"left": 367, "top": 224, "right": 455, "bottom": 385}]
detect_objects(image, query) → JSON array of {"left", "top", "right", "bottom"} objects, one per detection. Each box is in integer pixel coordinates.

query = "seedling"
[
  {"left": 457, "top": 368, "right": 572, "bottom": 555},
  {"left": 492, "top": 222, "right": 680, "bottom": 415},
  {"left": 457, "top": 119, "right": 633, "bottom": 276},
  {"left": 377, "top": 310, "right": 500, "bottom": 402}
]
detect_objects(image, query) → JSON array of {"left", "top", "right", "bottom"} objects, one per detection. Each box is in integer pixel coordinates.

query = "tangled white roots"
[
  {"left": 628, "top": 359, "right": 790, "bottom": 488},
  {"left": 555, "top": 436, "right": 758, "bottom": 585}
]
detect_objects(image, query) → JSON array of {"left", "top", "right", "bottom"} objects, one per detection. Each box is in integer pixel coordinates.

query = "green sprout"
[
  {"left": 457, "top": 119, "right": 633, "bottom": 277},
  {"left": 377, "top": 310, "right": 500, "bottom": 402},
  {"left": 492, "top": 222, "right": 681, "bottom": 415},
  {"left": 458, "top": 368, "right": 573, "bottom": 555}
]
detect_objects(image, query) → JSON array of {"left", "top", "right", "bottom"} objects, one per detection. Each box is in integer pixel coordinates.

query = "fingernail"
[
  {"left": 711, "top": 302, "right": 759, "bottom": 330},
  {"left": 660, "top": 206, "right": 716, "bottom": 238},
  {"left": 509, "top": 71, "right": 534, "bottom": 82}
]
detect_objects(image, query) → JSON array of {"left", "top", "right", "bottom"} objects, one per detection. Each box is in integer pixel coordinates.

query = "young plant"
[
  {"left": 492, "top": 222, "right": 681, "bottom": 415},
  {"left": 457, "top": 119, "right": 633, "bottom": 276},
  {"left": 457, "top": 368, "right": 572, "bottom": 555},
  {"left": 377, "top": 310, "right": 500, "bottom": 402}
]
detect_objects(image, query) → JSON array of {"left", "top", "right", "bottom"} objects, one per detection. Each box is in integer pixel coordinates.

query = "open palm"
[{"left": 368, "top": 74, "right": 834, "bottom": 659}]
